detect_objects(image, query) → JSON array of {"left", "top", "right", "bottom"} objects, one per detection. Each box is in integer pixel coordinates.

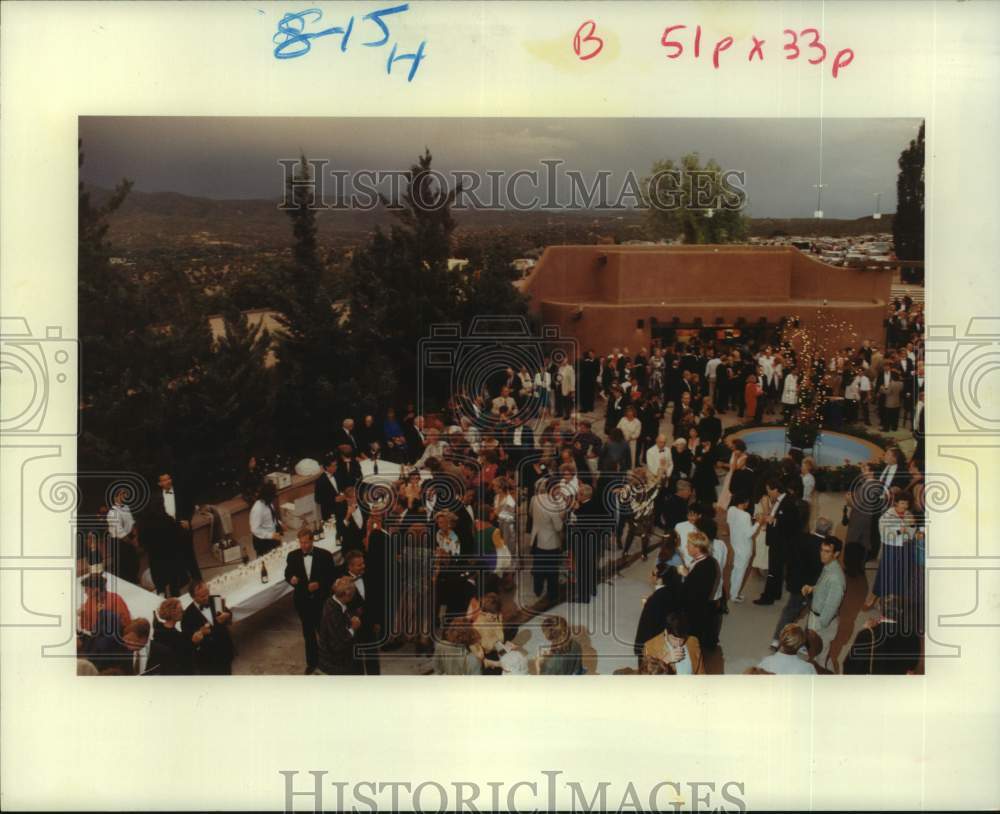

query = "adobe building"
[{"left": 521, "top": 244, "right": 893, "bottom": 351}]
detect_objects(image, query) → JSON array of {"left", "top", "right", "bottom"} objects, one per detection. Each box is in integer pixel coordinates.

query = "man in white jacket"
[{"left": 557, "top": 359, "right": 576, "bottom": 419}]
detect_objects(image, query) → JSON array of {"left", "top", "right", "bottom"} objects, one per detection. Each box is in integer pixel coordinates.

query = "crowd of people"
[{"left": 76, "top": 314, "right": 925, "bottom": 676}]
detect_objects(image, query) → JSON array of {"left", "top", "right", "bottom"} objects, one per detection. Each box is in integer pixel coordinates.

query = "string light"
[{"left": 778, "top": 307, "right": 860, "bottom": 447}]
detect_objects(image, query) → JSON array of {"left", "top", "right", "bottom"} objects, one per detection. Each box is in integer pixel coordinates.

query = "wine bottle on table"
[{"left": 261, "top": 561, "right": 269, "bottom": 584}]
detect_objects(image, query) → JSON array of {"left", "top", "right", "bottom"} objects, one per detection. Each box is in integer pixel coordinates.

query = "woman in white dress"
[
  {"left": 726, "top": 495, "right": 759, "bottom": 602},
  {"left": 750, "top": 489, "right": 773, "bottom": 577}
]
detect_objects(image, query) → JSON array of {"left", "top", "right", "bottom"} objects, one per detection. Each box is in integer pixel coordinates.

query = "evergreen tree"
[
  {"left": 893, "top": 122, "right": 925, "bottom": 263},
  {"left": 79, "top": 142, "right": 275, "bottom": 503},
  {"left": 272, "top": 156, "right": 365, "bottom": 455},
  {"left": 346, "top": 149, "right": 462, "bottom": 401},
  {"left": 459, "top": 237, "right": 530, "bottom": 324}
]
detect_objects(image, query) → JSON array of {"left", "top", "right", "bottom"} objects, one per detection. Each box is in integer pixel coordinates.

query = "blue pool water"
[{"left": 730, "top": 427, "right": 882, "bottom": 466}]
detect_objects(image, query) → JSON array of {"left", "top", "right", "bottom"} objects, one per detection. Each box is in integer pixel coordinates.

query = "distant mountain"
[{"left": 86, "top": 185, "right": 894, "bottom": 251}]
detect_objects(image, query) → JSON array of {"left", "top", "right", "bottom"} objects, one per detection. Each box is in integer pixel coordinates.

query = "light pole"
[
  {"left": 872, "top": 191, "right": 882, "bottom": 220},
  {"left": 813, "top": 183, "right": 827, "bottom": 219}
]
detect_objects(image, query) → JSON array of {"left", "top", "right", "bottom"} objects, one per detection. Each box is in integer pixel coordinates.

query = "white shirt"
[
  {"left": 758, "top": 652, "right": 816, "bottom": 675},
  {"left": 302, "top": 551, "right": 313, "bottom": 580},
  {"left": 674, "top": 521, "right": 698, "bottom": 567},
  {"left": 880, "top": 464, "right": 897, "bottom": 489},
  {"left": 352, "top": 574, "right": 366, "bottom": 600},
  {"left": 133, "top": 644, "right": 150, "bottom": 675},
  {"left": 802, "top": 472, "right": 816, "bottom": 501},
  {"left": 162, "top": 490, "right": 177, "bottom": 520},
  {"left": 197, "top": 602, "right": 214, "bottom": 626},
  {"left": 334, "top": 597, "right": 355, "bottom": 637},
  {"left": 107, "top": 503, "right": 134, "bottom": 539},
  {"left": 844, "top": 378, "right": 861, "bottom": 401},
  {"left": 534, "top": 371, "right": 551, "bottom": 391},
  {"left": 705, "top": 358, "right": 722, "bottom": 379},
  {"left": 711, "top": 539, "right": 728, "bottom": 601},
  {"left": 768, "top": 492, "right": 786, "bottom": 522},
  {"left": 859, "top": 375, "right": 871, "bottom": 393},
  {"left": 250, "top": 499, "right": 278, "bottom": 539}
]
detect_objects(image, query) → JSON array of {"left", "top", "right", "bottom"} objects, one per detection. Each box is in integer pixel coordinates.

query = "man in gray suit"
[
  {"left": 529, "top": 480, "right": 566, "bottom": 605},
  {"left": 880, "top": 370, "right": 904, "bottom": 432},
  {"left": 803, "top": 538, "right": 847, "bottom": 671}
]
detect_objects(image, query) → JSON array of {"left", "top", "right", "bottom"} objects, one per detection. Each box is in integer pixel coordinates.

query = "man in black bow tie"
[
  {"left": 142, "top": 472, "right": 200, "bottom": 596},
  {"left": 181, "top": 581, "right": 234, "bottom": 674},
  {"left": 285, "top": 527, "right": 335, "bottom": 674}
]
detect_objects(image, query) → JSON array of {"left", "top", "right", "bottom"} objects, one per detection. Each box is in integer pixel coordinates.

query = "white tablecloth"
[
  {"left": 200, "top": 530, "right": 342, "bottom": 623},
  {"left": 78, "top": 531, "right": 342, "bottom": 626}
]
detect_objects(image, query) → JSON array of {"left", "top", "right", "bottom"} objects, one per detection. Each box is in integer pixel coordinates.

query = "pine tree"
[
  {"left": 272, "top": 156, "right": 363, "bottom": 455},
  {"left": 893, "top": 122, "right": 925, "bottom": 262},
  {"left": 346, "top": 149, "right": 462, "bottom": 401}
]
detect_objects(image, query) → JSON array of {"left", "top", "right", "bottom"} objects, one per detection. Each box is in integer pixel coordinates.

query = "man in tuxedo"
[
  {"left": 754, "top": 478, "right": 800, "bottom": 605},
  {"left": 769, "top": 516, "right": 831, "bottom": 648},
  {"left": 403, "top": 414, "right": 427, "bottom": 465},
  {"left": 313, "top": 455, "right": 343, "bottom": 522},
  {"left": 334, "top": 550, "right": 381, "bottom": 674},
  {"left": 317, "top": 577, "right": 360, "bottom": 675},
  {"left": 285, "top": 527, "right": 336, "bottom": 674},
  {"left": 505, "top": 413, "right": 535, "bottom": 466},
  {"left": 455, "top": 489, "right": 478, "bottom": 556},
  {"left": 696, "top": 403, "right": 722, "bottom": 446},
  {"left": 335, "top": 448, "right": 362, "bottom": 490},
  {"left": 182, "top": 581, "right": 234, "bottom": 675},
  {"left": 143, "top": 472, "right": 198, "bottom": 596},
  {"left": 332, "top": 418, "right": 360, "bottom": 458},
  {"left": 579, "top": 349, "right": 600, "bottom": 412}
]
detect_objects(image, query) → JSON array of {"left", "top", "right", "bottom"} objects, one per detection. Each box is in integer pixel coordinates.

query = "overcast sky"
[{"left": 79, "top": 117, "right": 921, "bottom": 218}]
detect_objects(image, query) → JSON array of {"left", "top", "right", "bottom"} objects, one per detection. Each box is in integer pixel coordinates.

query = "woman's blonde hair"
[
  {"left": 685, "top": 531, "right": 711, "bottom": 554},
  {"left": 158, "top": 598, "right": 183, "bottom": 623}
]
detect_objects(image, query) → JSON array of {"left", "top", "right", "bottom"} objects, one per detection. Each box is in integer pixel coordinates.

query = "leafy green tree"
[
  {"left": 893, "top": 122, "right": 924, "bottom": 262},
  {"left": 641, "top": 153, "right": 748, "bottom": 244}
]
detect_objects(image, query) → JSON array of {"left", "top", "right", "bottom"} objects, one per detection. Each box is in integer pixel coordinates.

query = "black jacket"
[
  {"left": 181, "top": 599, "right": 234, "bottom": 675},
  {"left": 842, "top": 622, "right": 921, "bottom": 675},
  {"left": 313, "top": 472, "right": 342, "bottom": 522},
  {"left": 785, "top": 532, "right": 826, "bottom": 592},
  {"left": 317, "top": 597, "right": 357, "bottom": 675},
  {"left": 285, "top": 547, "right": 336, "bottom": 611}
]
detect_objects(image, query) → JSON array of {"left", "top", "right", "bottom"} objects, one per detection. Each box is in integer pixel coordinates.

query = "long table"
[{"left": 78, "top": 530, "right": 342, "bottom": 625}]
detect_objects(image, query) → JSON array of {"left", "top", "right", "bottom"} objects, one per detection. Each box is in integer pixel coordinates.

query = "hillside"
[{"left": 87, "top": 186, "right": 894, "bottom": 252}]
